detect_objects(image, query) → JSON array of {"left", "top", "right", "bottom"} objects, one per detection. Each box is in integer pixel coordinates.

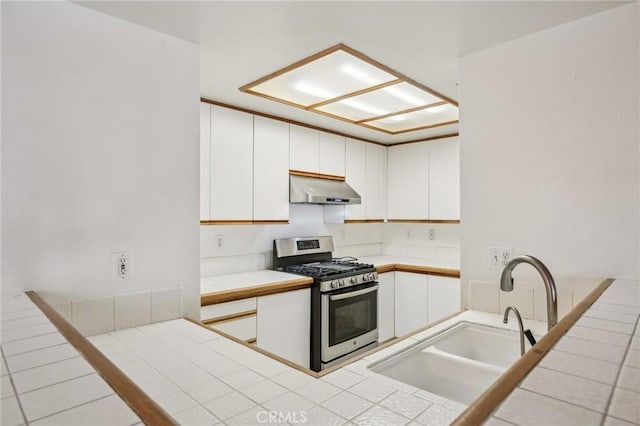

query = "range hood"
[{"left": 290, "top": 175, "right": 361, "bottom": 205}]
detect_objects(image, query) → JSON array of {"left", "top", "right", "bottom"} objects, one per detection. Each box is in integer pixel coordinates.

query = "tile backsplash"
[
  {"left": 41, "top": 287, "right": 184, "bottom": 337},
  {"left": 468, "top": 277, "right": 604, "bottom": 321}
]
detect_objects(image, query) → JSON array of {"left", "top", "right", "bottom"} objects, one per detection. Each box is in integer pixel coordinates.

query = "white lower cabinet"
[
  {"left": 394, "top": 272, "right": 461, "bottom": 336},
  {"left": 394, "top": 272, "right": 429, "bottom": 337},
  {"left": 377, "top": 272, "right": 395, "bottom": 343},
  {"left": 202, "top": 298, "right": 257, "bottom": 342},
  {"left": 256, "top": 289, "right": 310, "bottom": 368},
  {"left": 427, "top": 276, "right": 461, "bottom": 323},
  {"left": 211, "top": 315, "right": 256, "bottom": 341}
]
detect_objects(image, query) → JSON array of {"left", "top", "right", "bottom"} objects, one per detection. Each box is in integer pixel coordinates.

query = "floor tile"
[
  {"left": 322, "top": 391, "right": 374, "bottom": 420},
  {"left": 128, "top": 370, "right": 180, "bottom": 400},
  {"left": 2, "top": 333, "right": 66, "bottom": 357},
  {"left": 483, "top": 417, "right": 514, "bottom": 426},
  {"left": 11, "top": 356, "right": 94, "bottom": 394},
  {"left": 30, "top": 394, "right": 139, "bottom": 426},
  {"left": 583, "top": 308, "right": 639, "bottom": 324},
  {"left": 607, "top": 387, "right": 640, "bottom": 424},
  {"left": 604, "top": 416, "right": 638, "bottom": 426},
  {"left": 538, "top": 349, "right": 620, "bottom": 384},
  {"left": 1, "top": 315, "right": 50, "bottom": 332},
  {"left": 2, "top": 374, "right": 15, "bottom": 399},
  {"left": 617, "top": 366, "right": 640, "bottom": 393},
  {"left": 5, "top": 344, "right": 79, "bottom": 373},
  {"left": 591, "top": 302, "right": 640, "bottom": 316},
  {"left": 238, "top": 379, "right": 287, "bottom": 403},
  {"left": 173, "top": 405, "right": 221, "bottom": 426},
  {"left": 304, "top": 405, "right": 347, "bottom": 426},
  {"left": 203, "top": 391, "right": 257, "bottom": 420},
  {"left": 380, "top": 390, "right": 433, "bottom": 419},
  {"left": 244, "top": 357, "right": 290, "bottom": 378},
  {"left": 262, "top": 391, "right": 315, "bottom": 413},
  {"left": 494, "top": 388, "right": 602, "bottom": 426},
  {"left": 226, "top": 407, "right": 278, "bottom": 426},
  {"left": 19, "top": 373, "right": 113, "bottom": 422},
  {"left": 1, "top": 308, "right": 45, "bottom": 323},
  {"left": 295, "top": 378, "right": 342, "bottom": 403},
  {"left": 413, "top": 404, "right": 459, "bottom": 426},
  {"left": 348, "top": 378, "right": 396, "bottom": 403},
  {"left": 1, "top": 396, "right": 25, "bottom": 426},
  {"left": 353, "top": 405, "right": 409, "bottom": 426},
  {"left": 554, "top": 336, "right": 627, "bottom": 363},
  {"left": 520, "top": 366, "right": 612, "bottom": 412}
]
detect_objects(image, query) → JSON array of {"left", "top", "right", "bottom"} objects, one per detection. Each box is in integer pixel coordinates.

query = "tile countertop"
[
  {"left": 200, "top": 256, "right": 460, "bottom": 295},
  {"left": 0, "top": 293, "right": 142, "bottom": 426}
]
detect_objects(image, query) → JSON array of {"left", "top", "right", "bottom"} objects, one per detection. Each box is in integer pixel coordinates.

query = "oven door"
[{"left": 321, "top": 282, "right": 378, "bottom": 363}]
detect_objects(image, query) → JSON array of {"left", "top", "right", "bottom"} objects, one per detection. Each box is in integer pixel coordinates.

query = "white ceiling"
[{"left": 77, "top": 1, "right": 627, "bottom": 144}]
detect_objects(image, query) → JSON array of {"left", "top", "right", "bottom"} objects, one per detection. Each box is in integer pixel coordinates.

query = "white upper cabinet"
[
  {"left": 290, "top": 125, "right": 345, "bottom": 177},
  {"left": 365, "top": 143, "right": 387, "bottom": 220},
  {"left": 429, "top": 138, "right": 460, "bottom": 220},
  {"left": 345, "top": 138, "right": 366, "bottom": 220},
  {"left": 209, "top": 105, "right": 254, "bottom": 221},
  {"left": 253, "top": 117, "right": 290, "bottom": 222},
  {"left": 319, "top": 132, "right": 345, "bottom": 177},
  {"left": 200, "top": 103, "right": 211, "bottom": 221},
  {"left": 290, "top": 125, "right": 320, "bottom": 173},
  {"left": 388, "top": 142, "right": 429, "bottom": 220}
]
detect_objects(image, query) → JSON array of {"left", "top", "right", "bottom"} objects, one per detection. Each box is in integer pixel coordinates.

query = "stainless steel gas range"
[{"left": 273, "top": 236, "right": 378, "bottom": 372}]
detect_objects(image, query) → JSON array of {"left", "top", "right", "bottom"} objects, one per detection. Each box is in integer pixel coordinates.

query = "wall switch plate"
[
  {"left": 488, "top": 247, "right": 513, "bottom": 269},
  {"left": 112, "top": 251, "right": 131, "bottom": 281}
]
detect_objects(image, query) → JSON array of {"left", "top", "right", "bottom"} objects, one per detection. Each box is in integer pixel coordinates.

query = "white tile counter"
[
  {"left": 201, "top": 270, "right": 311, "bottom": 294},
  {"left": 359, "top": 255, "right": 460, "bottom": 271},
  {"left": 0, "top": 293, "right": 141, "bottom": 426}
]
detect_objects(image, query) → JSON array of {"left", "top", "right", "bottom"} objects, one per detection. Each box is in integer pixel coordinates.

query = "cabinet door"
[
  {"left": 210, "top": 105, "right": 253, "bottom": 220},
  {"left": 429, "top": 138, "right": 460, "bottom": 220},
  {"left": 427, "top": 276, "right": 461, "bottom": 324},
  {"left": 388, "top": 142, "right": 429, "bottom": 220},
  {"left": 345, "top": 138, "right": 366, "bottom": 220},
  {"left": 394, "top": 272, "right": 428, "bottom": 336},
  {"left": 377, "top": 272, "right": 395, "bottom": 342},
  {"left": 366, "top": 143, "right": 387, "bottom": 220},
  {"left": 257, "top": 289, "right": 310, "bottom": 368},
  {"left": 254, "top": 117, "right": 289, "bottom": 221},
  {"left": 319, "top": 132, "right": 345, "bottom": 177},
  {"left": 290, "top": 125, "right": 319, "bottom": 173},
  {"left": 200, "top": 103, "right": 211, "bottom": 221}
]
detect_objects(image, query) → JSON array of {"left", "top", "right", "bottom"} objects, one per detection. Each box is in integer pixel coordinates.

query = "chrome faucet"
[
  {"left": 503, "top": 306, "right": 526, "bottom": 356},
  {"left": 501, "top": 255, "right": 558, "bottom": 331}
]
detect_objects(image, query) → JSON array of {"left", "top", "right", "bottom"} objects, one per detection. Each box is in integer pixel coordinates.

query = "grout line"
[
  {"left": 1, "top": 347, "right": 29, "bottom": 426},
  {"left": 27, "top": 393, "right": 117, "bottom": 424},
  {"left": 602, "top": 314, "right": 640, "bottom": 420},
  {"left": 515, "top": 387, "right": 607, "bottom": 417}
]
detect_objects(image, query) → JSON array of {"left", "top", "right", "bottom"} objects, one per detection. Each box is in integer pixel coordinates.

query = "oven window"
[{"left": 329, "top": 289, "right": 377, "bottom": 346}]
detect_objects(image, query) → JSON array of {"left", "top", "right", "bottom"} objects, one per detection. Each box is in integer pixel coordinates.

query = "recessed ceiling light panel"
[{"left": 240, "top": 44, "right": 458, "bottom": 135}]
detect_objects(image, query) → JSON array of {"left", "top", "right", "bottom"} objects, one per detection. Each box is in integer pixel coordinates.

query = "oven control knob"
[
  {"left": 331, "top": 281, "right": 338, "bottom": 289},
  {"left": 339, "top": 280, "right": 345, "bottom": 287},
  {"left": 350, "top": 277, "right": 358, "bottom": 284}
]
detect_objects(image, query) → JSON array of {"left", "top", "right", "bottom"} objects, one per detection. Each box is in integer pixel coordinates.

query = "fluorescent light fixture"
[{"left": 240, "top": 44, "right": 458, "bottom": 135}]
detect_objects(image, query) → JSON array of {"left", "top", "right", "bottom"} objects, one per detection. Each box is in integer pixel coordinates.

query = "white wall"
[
  {"left": 1, "top": 2, "right": 201, "bottom": 318},
  {"left": 459, "top": 4, "right": 639, "bottom": 307}
]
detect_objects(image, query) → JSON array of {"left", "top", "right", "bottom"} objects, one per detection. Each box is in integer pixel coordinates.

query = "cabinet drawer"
[
  {"left": 201, "top": 298, "right": 257, "bottom": 321},
  {"left": 209, "top": 315, "right": 256, "bottom": 342}
]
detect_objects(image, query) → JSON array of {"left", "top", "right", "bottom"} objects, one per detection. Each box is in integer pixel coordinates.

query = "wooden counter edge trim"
[
  {"left": 25, "top": 291, "right": 178, "bottom": 426},
  {"left": 344, "top": 219, "right": 385, "bottom": 224},
  {"left": 451, "top": 278, "right": 615, "bottom": 426},
  {"left": 393, "top": 264, "right": 461, "bottom": 278},
  {"left": 201, "top": 278, "right": 314, "bottom": 305},
  {"left": 186, "top": 317, "right": 321, "bottom": 378}
]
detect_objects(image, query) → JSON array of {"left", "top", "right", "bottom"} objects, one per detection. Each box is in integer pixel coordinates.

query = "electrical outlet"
[
  {"left": 406, "top": 229, "right": 411, "bottom": 239},
  {"left": 488, "top": 247, "right": 513, "bottom": 269},
  {"left": 428, "top": 229, "right": 436, "bottom": 240},
  {"left": 112, "top": 251, "right": 131, "bottom": 281},
  {"left": 215, "top": 234, "right": 224, "bottom": 248}
]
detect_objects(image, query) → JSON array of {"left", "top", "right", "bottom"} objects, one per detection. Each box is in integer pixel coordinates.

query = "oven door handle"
[{"left": 329, "top": 284, "right": 379, "bottom": 301}]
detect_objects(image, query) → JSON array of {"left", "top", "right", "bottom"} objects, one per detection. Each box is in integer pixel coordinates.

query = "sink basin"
[{"left": 369, "top": 322, "right": 535, "bottom": 404}]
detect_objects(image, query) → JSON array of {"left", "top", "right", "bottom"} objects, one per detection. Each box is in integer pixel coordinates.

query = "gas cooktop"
[{"left": 281, "top": 260, "right": 375, "bottom": 279}]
